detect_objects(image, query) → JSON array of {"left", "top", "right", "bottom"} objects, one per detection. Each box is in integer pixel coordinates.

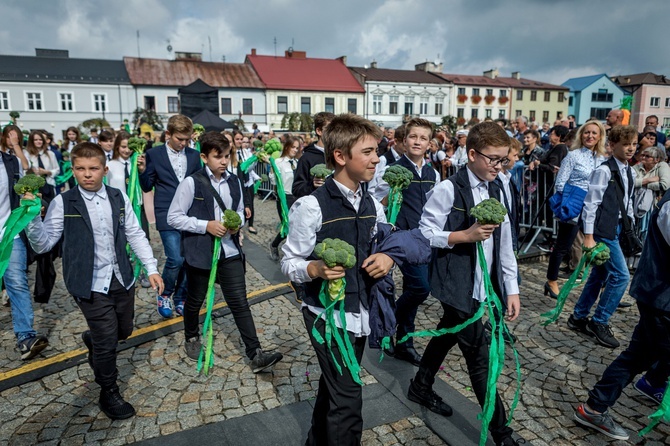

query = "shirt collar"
[
  {"left": 613, "top": 157, "right": 628, "bottom": 170},
  {"left": 314, "top": 144, "right": 325, "bottom": 153},
  {"left": 333, "top": 178, "right": 362, "bottom": 201},
  {"left": 78, "top": 184, "right": 107, "bottom": 201},
  {"left": 206, "top": 165, "right": 229, "bottom": 182},
  {"left": 402, "top": 154, "right": 423, "bottom": 170},
  {"left": 390, "top": 147, "right": 400, "bottom": 159},
  {"left": 466, "top": 166, "right": 488, "bottom": 190},
  {"left": 166, "top": 142, "right": 183, "bottom": 155}
]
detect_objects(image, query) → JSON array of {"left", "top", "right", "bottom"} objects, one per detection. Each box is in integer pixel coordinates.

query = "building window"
[
  {"left": 515, "top": 110, "right": 522, "bottom": 117},
  {"left": 221, "top": 98, "right": 232, "bottom": 114},
  {"left": 242, "top": 98, "right": 253, "bottom": 115},
  {"left": 591, "top": 89, "right": 613, "bottom": 102},
  {"left": 435, "top": 102, "right": 443, "bottom": 116},
  {"left": 569, "top": 96, "right": 574, "bottom": 107},
  {"left": 277, "top": 96, "right": 288, "bottom": 114},
  {"left": 59, "top": 92, "right": 74, "bottom": 112},
  {"left": 486, "top": 89, "right": 493, "bottom": 97},
  {"left": 516, "top": 90, "right": 523, "bottom": 101},
  {"left": 167, "top": 96, "right": 179, "bottom": 113},
  {"left": 301, "top": 97, "right": 311, "bottom": 114},
  {"left": 542, "top": 111, "right": 549, "bottom": 122},
  {"left": 389, "top": 95, "right": 399, "bottom": 115},
  {"left": 544, "top": 91, "right": 551, "bottom": 102},
  {"left": 472, "top": 88, "right": 480, "bottom": 96},
  {"left": 558, "top": 92, "right": 565, "bottom": 102},
  {"left": 143, "top": 96, "right": 155, "bottom": 111},
  {"left": 457, "top": 87, "right": 466, "bottom": 96},
  {"left": 347, "top": 98, "right": 357, "bottom": 114},
  {"left": 404, "top": 96, "right": 414, "bottom": 115},
  {"left": 498, "top": 109, "right": 506, "bottom": 119},
  {"left": 324, "top": 97, "right": 335, "bottom": 114},
  {"left": 665, "top": 97, "right": 670, "bottom": 108},
  {"left": 26, "top": 92, "right": 43, "bottom": 111},
  {"left": 590, "top": 107, "right": 611, "bottom": 120},
  {"left": 485, "top": 109, "right": 492, "bottom": 118},
  {"left": 0, "top": 91, "right": 8, "bottom": 110},
  {"left": 457, "top": 108, "right": 464, "bottom": 118},
  {"left": 471, "top": 108, "right": 478, "bottom": 119},
  {"left": 664, "top": 117, "right": 670, "bottom": 128},
  {"left": 419, "top": 97, "right": 428, "bottom": 115},
  {"left": 93, "top": 93, "right": 107, "bottom": 113},
  {"left": 530, "top": 90, "right": 537, "bottom": 101},
  {"left": 650, "top": 97, "right": 660, "bottom": 108},
  {"left": 529, "top": 110, "right": 536, "bottom": 122},
  {"left": 373, "top": 95, "right": 382, "bottom": 114},
  {"left": 500, "top": 90, "right": 507, "bottom": 98}
]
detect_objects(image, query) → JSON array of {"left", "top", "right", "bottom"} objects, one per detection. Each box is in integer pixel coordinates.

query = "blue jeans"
[
  {"left": 158, "top": 230, "right": 188, "bottom": 302},
  {"left": 573, "top": 224, "right": 630, "bottom": 325},
  {"left": 5, "top": 238, "right": 36, "bottom": 341},
  {"left": 395, "top": 263, "right": 430, "bottom": 347}
]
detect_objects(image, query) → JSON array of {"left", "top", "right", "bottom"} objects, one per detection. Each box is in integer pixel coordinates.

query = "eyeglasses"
[
  {"left": 640, "top": 154, "right": 656, "bottom": 159},
  {"left": 644, "top": 133, "right": 656, "bottom": 139},
  {"left": 473, "top": 149, "right": 510, "bottom": 167}
]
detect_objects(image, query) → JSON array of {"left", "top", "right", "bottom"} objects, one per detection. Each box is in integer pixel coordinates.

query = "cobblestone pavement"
[{"left": 0, "top": 196, "right": 667, "bottom": 445}]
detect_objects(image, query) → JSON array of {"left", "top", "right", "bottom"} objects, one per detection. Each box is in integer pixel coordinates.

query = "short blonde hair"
[{"left": 167, "top": 114, "right": 193, "bottom": 135}]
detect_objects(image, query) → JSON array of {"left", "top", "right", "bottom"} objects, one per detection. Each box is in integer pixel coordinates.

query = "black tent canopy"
[
  {"left": 192, "top": 109, "right": 237, "bottom": 132},
  {"left": 178, "top": 79, "right": 219, "bottom": 119}
]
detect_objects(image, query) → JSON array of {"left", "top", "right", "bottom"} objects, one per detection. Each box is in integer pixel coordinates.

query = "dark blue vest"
[
  {"left": 429, "top": 167, "right": 504, "bottom": 314},
  {"left": 61, "top": 186, "right": 134, "bottom": 299},
  {"left": 2, "top": 152, "right": 21, "bottom": 211},
  {"left": 629, "top": 190, "right": 670, "bottom": 311},
  {"left": 182, "top": 168, "right": 243, "bottom": 270},
  {"left": 593, "top": 158, "right": 634, "bottom": 240},
  {"left": 303, "top": 178, "right": 377, "bottom": 313},
  {"left": 392, "top": 156, "right": 437, "bottom": 230}
]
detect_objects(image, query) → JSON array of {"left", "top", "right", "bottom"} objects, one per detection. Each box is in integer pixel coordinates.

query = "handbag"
[
  {"left": 632, "top": 187, "right": 654, "bottom": 218},
  {"left": 613, "top": 169, "right": 643, "bottom": 257},
  {"left": 549, "top": 182, "right": 587, "bottom": 222}
]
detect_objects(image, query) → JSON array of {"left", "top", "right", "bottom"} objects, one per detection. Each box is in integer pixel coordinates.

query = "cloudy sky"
[{"left": 2, "top": 0, "right": 668, "bottom": 85}]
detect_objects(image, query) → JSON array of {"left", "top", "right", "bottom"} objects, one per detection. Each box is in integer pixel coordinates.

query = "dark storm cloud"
[{"left": 3, "top": 0, "right": 668, "bottom": 85}]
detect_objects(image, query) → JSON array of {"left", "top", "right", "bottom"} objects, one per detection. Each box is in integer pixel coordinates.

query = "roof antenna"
[{"left": 273, "top": 37, "right": 277, "bottom": 57}]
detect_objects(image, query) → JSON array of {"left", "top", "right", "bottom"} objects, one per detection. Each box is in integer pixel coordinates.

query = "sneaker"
[
  {"left": 407, "top": 379, "right": 453, "bottom": 416},
  {"left": 18, "top": 335, "right": 49, "bottom": 360},
  {"left": 82, "top": 330, "right": 93, "bottom": 369},
  {"left": 574, "top": 404, "right": 629, "bottom": 441},
  {"left": 269, "top": 244, "right": 279, "bottom": 261},
  {"left": 567, "top": 314, "right": 591, "bottom": 336},
  {"left": 634, "top": 376, "right": 665, "bottom": 404},
  {"left": 585, "top": 320, "right": 619, "bottom": 348},
  {"left": 174, "top": 299, "right": 185, "bottom": 317},
  {"left": 157, "top": 294, "right": 173, "bottom": 318},
  {"left": 99, "top": 385, "right": 136, "bottom": 420},
  {"left": 185, "top": 337, "right": 202, "bottom": 361},
  {"left": 139, "top": 273, "right": 151, "bottom": 288},
  {"left": 250, "top": 348, "right": 283, "bottom": 373}
]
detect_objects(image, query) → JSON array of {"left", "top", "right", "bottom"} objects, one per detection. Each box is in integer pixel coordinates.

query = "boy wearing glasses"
[{"left": 408, "top": 122, "right": 523, "bottom": 446}]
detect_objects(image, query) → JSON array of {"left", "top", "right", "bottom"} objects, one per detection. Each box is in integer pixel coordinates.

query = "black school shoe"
[
  {"left": 250, "top": 348, "right": 283, "bottom": 373},
  {"left": 567, "top": 314, "right": 591, "bottom": 336},
  {"left": 394, "top": 344, "right": 422, "bottom": 366},
  {"left": 585, "top": 320, "right": 620, "bottom": 349},
  {"left": 99, "top": 385, "right": 136, "bottom": 420},
  {"left": 407, "top": 379, "right": 453, "bottom": 416}
]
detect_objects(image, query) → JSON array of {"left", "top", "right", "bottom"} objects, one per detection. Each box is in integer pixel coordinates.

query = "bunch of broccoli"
[
  {"left": 382, "top": 165, "right": 413, "bottom": 190},
  {"left": 14, "top": 174, "right": 46, "bottom": 195},
  {"left": 252, "top": 139, "right": 264, "bottom": 149},
  {"left": 469, "top": 198, "right": 507, "bottom": 225},
  {"left": 314, "top": 238, "right": 357, "bottom": 268},
  {"left": 310, "top": 164, "right": 332, "bottom": 179},
  {"left": 583, "top": 243, "right": 610, "bottom": 266},
  {"left": 192, "top": 124, "right": 205, "bottom": 141},
  {"left": 127, "top": 137, "right": 147, "bottom": 154},
  {"left": 222, "top": 209, "right": 242, "bottom": 231},
  {"left": 264, "top": 139, "right": 282, "bottom": 158}
]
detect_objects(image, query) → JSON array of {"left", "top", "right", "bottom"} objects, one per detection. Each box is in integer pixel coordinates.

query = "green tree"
[
  {"left": 440, "top": 115, "right": 458, "bottom": 135},
  {"left": 9, "top": 110, "right": 20, "bottom": 123},
  {"left": 232, "top": 118, "right": 248, "bottom": 132},
  {"left": 132, "top": 107, "right": 165, "bottom": 132},
  {"left": 80, "top": 117, "right": 110, "bottom": 130}
]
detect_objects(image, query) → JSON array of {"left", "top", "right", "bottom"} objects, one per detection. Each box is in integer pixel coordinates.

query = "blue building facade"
[{"left": 562, "top": 74, "right": 627, "bottom": 125}]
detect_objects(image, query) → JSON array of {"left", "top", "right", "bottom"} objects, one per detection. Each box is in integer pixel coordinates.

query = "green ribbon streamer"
[
  {"left": 239, "top": 154, "right": 259, "bottom": 173},
  {"left": 639, "top": 378, "right": 670, "bottom": 436},
  {"left": 55, "top": 161, "right": 73, "bottom": 185},
  {"left": 386, "top": 187, "right": 403, "bottom": 225},
  {"left": 310, "top": 278, "right": 363, "bottom": 385},
  {"left": 268, "top": 157, "right": 290, "bottom": 237},
  {"left": 195, "top": 141, "right": 203, "bottom": 167},
  {"left": 541, "top": 243, "right": 607, "bottom": 325},
  {"left": 125, "top": 153, "right": 146, "bottom": 279},
  {"left": 253, "top": 180, "right": 261, "bottom": 194},
  {"left": 197, "top": 237, "right": 222, "bottom": 375},
  {"left": 0, "top": 197, "right": 42, "bottom": 289}
]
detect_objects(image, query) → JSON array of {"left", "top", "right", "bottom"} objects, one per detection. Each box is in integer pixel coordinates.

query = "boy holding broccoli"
[
  {"left": 167, "top": 132, "right": 282, "bottom": 372},
  {"left": 281, "top": 113, "right": 395, "bottom": 445},
  {"left": 412, "top": 121, "right": 523, "bottom": 446},
  {"left": 292, "top": 111, "right": 335, "bottom": 198},
  {"left": 373, "top": 118, "right": 439, "bottom": 365}
]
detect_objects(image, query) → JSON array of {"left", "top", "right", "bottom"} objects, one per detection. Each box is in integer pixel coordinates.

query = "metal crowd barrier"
[
  {"left": 516, "top": 166, "right": 558, "bottom": 254},
  {"left": 254, "top": 161, "right": 276, "bottom": 202}
]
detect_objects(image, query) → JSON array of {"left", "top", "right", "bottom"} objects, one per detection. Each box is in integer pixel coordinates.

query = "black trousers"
[
  {"left": 271, "top": 194, "right": 296, "bottom": 248},
  {"left": 546, "top": 221, "right": 580, "bottom": 280},
  {"left": 184, "top": 256, "right": 260, "bottom": 359},
  {"left": 244, "top": 185, "right": 255, "bottom": 227},
  {"left": 587, "top": 302, "right": 670, "bottom": 412},
  {"left": 415, "top": 303, "right": 513, "bottom": 443},
  {"left": 76, "top": 275, "right": 135, "bottom": 390},
  {"left": 303, "top": 307, "right": 366, "bottom": 446}
]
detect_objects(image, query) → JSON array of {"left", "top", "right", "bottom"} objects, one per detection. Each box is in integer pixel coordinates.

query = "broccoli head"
[
  {"left": 383, "top": 165, "right": 413, "bottom": 190},
  {"left": 192, "top": 124, "right": 205, "bottom": 139},
  {"left": 222, "top": 209, "right": 242, "bottom": 231},
  {"left": 583, "top": 242, "right": 611, "bottom": 266},
  {"left": 264, "top": 139, "right": 282, "bottom": 156},
  {"left": 252, "top": 139, "right": 264, "bottom": 149},
  {"left": 14, "top": 174, "right": 46, "bottom": 195},
  {"left": 469, "top": 198, "right": 507, "bottom": 225},
  {"left": 313, "top": 238, "right": 357, "bottom": 268},
  {"left": 127, "top": 137, "right": 147, "bottom": 154},
  {"left": 310, "top": 164, "right": 332, "bottom": 179}
]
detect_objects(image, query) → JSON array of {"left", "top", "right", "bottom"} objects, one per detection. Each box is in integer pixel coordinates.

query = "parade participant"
[
  {"left": 24, "top": 142, "right": 163, "bottom": 420},
  {"left": 567, "top": 125, "right": 637, "bottom": 348},
  {"left": 139, "top": 114, "right": 201, "bottom": 318},
  {"left": 1, "top": 124, "right": 29, "bottom": 170},
  {"left": 410, "top": 121, "right": 523, "bottom": 446},
  {"left": 281, "top": 114, "right": 394, "bottom": 445},
  {"left": 167, "top": 131, "right": 283, "bottom": 371},
  {"left": 233, "top": 130, "right": 259, "bottom": 234},
  {"left": 368, "top": 125, "right": 406, "bottom": 199},
  {"left": 97, "top": 130, "right": 115, "bottom": 161},
  {"left": 23, "top": 130, "right": 59, "bottom": 203},
  {"left": 269, "top": 135, "right": 300, "bottom": 261},
  {"left": 291, "top": 112, "right": 335, "bottom": 198},
  {"left": 63, "top": 126, "right": 80, "bottom": 153}
]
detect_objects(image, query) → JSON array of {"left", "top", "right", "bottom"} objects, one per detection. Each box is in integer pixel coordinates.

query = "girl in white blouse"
[
  {"left": 269, "top": 135, "right": 300, "bottom": 260},
  {"left": 23, "top": 130, "right": 59, "bottom": 203},
  {"left": 106, "top": 131, "right": 132, "bottom": 191}
]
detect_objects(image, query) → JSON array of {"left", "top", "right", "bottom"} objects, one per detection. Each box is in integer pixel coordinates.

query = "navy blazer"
[{"left": 140, "top": 144, "right": 201, "bottom": 231}]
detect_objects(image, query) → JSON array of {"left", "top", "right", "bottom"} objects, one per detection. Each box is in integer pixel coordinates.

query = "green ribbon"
[
  {"left": 253, "top": 180, "right": 261, "bottom": 194},
  {"left": 55, "top": 161, "right": 73, "bottom": 185},
  {"left": 640, "top": 378, "right": 670, "bottom": 436},
  {"left": 195, "top": 141, "right": 203, "bottom": 167},
  {"left": 386, "top": 187, "right": 403, "bottom": 225},
  {"left": 125, "top": 153, "right": 146, "bottom": 279},
  {"left": 197, "top": 237, "right": 222, "bottom": 375},
  {"left": 0, "top": 197, "right": 42, "bottom": 289},
  {"left": 269, "top": 157, "right": 290, "bottom": 237},
  {"left": 310, "top": 278, "right": 363, "bottom": 385},
  {"left": 541, "top": 243, "right": 608, "bottom": 325},
  {"left": 239, "top": 154, "right": 259, "bottom": 173}
]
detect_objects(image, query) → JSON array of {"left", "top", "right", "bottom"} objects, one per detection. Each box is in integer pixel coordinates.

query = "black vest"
[
  {"left": 2, "top": 152, "right": 21, "bottom": 211},
  {"left": 629, "top": 190, "right": 670, "bottom": 311},
  {"left": 61, "top": 186, "right": 134, "bottom": 299},
  {"left": 382, "top": 150, "right": 396, "bottom": 167},
  {"left": 392, "top": 156, "right": 437, "bottom": 230},
  {"left": 593, "top": 158, "right": 634, "bottom": 240},
  {"left": 496, "top": 175, "right": 521, "bottom": 251},
  {"left": 303, "top": 178, "right": 377, "bottom": 313},
  {"left": 182, "top": 169, "right": 243, "bottom": 270},
  {"left": 429, "top": 167, "right": 504, "bottom": 314}
]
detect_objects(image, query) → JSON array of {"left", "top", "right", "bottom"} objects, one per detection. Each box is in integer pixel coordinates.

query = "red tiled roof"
[
  {"left": 245, "top": 53, "right": 365, "bottom": 93},
  {"left": 123, "top": 57, "right": 264, "bottom": 89}
]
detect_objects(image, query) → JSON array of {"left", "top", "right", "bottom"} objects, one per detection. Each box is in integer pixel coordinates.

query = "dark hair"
[
  {"left": 65, "top": 126, "right": 81, "bottom": 142},
  {"left": 26, "top": 130, "right": 46, "bottom": 156},
  {"left": 322, "top": 113, "right": 382, "bottom": 169},
  {"left": 314, "top": 111, "right": 335, "bottom": 133},
  {"left": 112, "top": 131, "right": 131, "bottom": 159},
  {"left": 98, "top": 129, "right": 115, "bottom": 143},
  {"left": 200, "top": 131, "right": 231, "bottom": 156},
  {"left": 1, "top": 124, "right": 22, "bottom": 152},
  {"left": 523, "top": 129, "right": 540, "bottom": 142},
  {"left": 71, "top": 142, "right": 107, "bottom": 166},
  {"left": 394, "top": 125, "right": 406, "bottom": 141},
  {"left": 551, "top": 125, "right": 569, "bottom": 142},
  {"left": 281, "top": 135, "right": 300, "bottom": 157},
  {"left": 466, "top": 121, "right": 511, "bottom": 153}
]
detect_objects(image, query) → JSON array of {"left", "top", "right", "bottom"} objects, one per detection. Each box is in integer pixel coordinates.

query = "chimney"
[
  {"left": 511, "top": 71, "right": 521, "bottom": 80},
  {"left": 370, "top": 60, "right": 377, "bottom": 69},
  {"left": 175, "top": 51, "right": 202, "bottom": 61},
  {"left": 36, "top": 48, "right": 69, "bottom": 58},
  {"left": 285, "top": 49, "right": 306, "bottom": 59},
  {"left": 483, "top": 68, "right": 499, "bottom": 79},
  {"left": 251, "top": 48, "right": 256, "bottom": 56},
  {"left": 337, "top": 55, "right": 347, "bottom": 65}
]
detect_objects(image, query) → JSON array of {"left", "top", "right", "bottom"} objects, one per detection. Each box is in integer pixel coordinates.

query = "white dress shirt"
[
  {"left": 23, "top": 149, "right": 59, "bottom": 187},
  {"left": 166, "top": 143, "right": 187, "bottom": 182},
  {"left": 0, "top": 155, "right": 24, "bottom": 239},
  {"left": 237, "top": 148, "right": 261, "bottom": 186},
  {"left": 26, "top": 185, "right": 158, "bottom": 293},
  {"left": 371, "top": 154, "right": 440, "bottom": 202},
  {"left": 269, "top": 156, "right": 296, "bottom": 195},
  {"left": 452, "top": 146, "right": 469, "bottom": 169},
  {"left": 280, "top": 179, "right": 387, "bottom": 337},
  {"left": 419, "top": 167, "right": 519, "bottom": 301},
  {"left": 167, "top": 166, "right": 246, "bottom": 259},
  {"left": 106, "top": 158, "right": 130, "bottom": 192}
]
